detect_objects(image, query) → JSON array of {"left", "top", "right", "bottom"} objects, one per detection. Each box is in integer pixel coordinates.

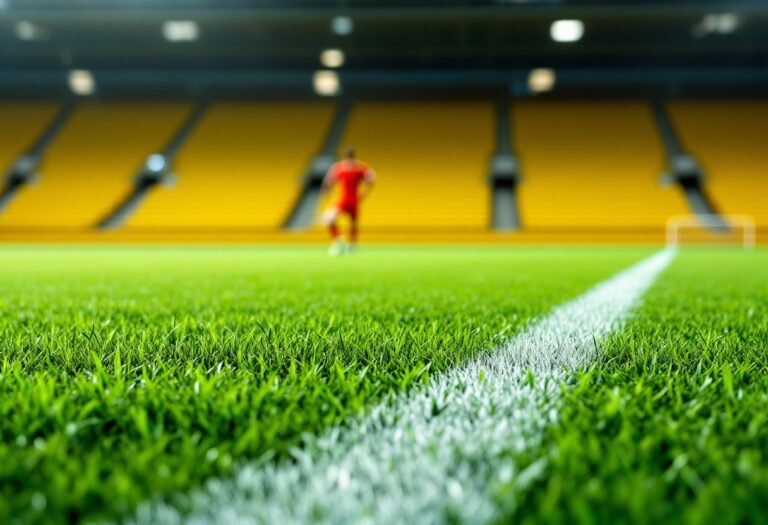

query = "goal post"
[{"left": 666, "top": 214, "right": 756, "bottom": 249}]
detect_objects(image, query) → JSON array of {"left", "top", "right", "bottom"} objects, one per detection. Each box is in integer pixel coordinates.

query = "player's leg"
[
  {"left": 347, "top": 206, "right": 359, "bottom": 253},
  {"left": 322, "top": 206, "right": 344, "bottom": 256}
]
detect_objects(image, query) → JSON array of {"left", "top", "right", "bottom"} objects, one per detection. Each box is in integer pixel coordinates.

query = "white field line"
[{"left": 132, "top": 248, "right": 676, "bottom": 525}]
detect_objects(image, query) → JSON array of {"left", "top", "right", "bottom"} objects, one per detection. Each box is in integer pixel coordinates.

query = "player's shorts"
[{"left": 334, "top": 201, "right": 358, "bottom": 220}]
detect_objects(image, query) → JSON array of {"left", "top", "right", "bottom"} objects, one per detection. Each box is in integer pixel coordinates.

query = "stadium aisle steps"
[
  {"left": 126, "top": 102, "right": 334, "bottom": 229},
  {"left": 0, "top": 102, "right": 60, "bottom": 176},
  {"left": 331, "top": 100, "right": 494, "bottom": 229},
  {"left": 668, "top": 100, "right": 768, "bottom": 226},
  {"left": 512, "top": 100, "right": 690, "bottom": 229},
  {"left": 0, "top": 102, "right": 191, "bottom": 229}
]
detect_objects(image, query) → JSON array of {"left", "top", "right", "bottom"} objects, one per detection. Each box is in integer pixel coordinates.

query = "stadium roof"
[{"left": 0, "top": 1, "right": 766, "bottom": 97}]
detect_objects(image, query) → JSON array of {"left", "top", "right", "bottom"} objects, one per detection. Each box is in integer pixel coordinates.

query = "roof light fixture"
[
  {"left": 68, "top": 70, "right": 95, "bottom": 96},
  {"left": 694, "top": 13, "right": 740, "bottom": 37},
  {"left": 550, "top": 19, "right": 584, "bottom": 43},
  {"left": 331, "top": 16, "right": 354, "bottom": 36},
  {"left": 163, "top": 20, "right": 199, "bottom": 42},
  {"left": 528, "top": 68, "right": 556, "bottom": 93},
  {"left": 313, "top": 70, "right": 340, "bottom": 96},
  {"left": 15, "top": 21, "right": 45, "bottom": 41},
  {"left": 320, "top": 49, "right": 345, "bottom": 68}
]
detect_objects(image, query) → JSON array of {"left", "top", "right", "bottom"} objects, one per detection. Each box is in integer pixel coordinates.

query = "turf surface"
[
  {"left": 0, "top": 246, "right": 647, "bottom": 524},
  {"left": 502, "top": 248, "right": 768, "bottom": 524}
]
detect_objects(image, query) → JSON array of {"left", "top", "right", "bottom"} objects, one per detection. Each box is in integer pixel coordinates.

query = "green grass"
[
  {"left": 502, "top": 248, "right": 768, "bottom": 525},
  {"left": 0, "top": 246, "right": 647, "bottom": 524}
]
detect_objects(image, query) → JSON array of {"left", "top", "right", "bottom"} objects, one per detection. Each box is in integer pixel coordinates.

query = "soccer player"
[{"left": 321, "top": 148, "right": 375, "bottom": 256}]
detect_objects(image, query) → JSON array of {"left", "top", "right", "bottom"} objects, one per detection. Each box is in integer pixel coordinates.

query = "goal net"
[{"left": 666, "top": 214, "right": 755, "bottom": 249}]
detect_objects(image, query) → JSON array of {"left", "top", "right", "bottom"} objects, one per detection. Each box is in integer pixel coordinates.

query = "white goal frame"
[{"left": 666, "top": 214, "right": 756, "bottom": 249}]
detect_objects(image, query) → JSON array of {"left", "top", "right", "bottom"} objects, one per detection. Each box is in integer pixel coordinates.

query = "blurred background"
[{"left": 0, "top": 0, "right": 765, "bottom": 244}]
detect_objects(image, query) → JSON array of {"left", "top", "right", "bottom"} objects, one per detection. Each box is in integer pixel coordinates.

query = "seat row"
[{"left": 0, "top": 99, "right": 765, "bottom": 230}]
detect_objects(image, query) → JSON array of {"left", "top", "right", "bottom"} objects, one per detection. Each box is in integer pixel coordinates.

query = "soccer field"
[{"left": 1, "top": 246, "right": 766, "bottom": 524}]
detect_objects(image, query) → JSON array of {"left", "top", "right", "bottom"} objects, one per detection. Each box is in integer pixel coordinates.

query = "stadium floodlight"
[
  {"left": 15, "top": 21, "right": 44, "bottom": 41},
  {"left": 313, "top": 70, "right": 340, "bottom": 96},
  {"left": 68, "top": 70, "right": 95, "bottom": 96},
  {"left": 550, "top": 19, "right": 584, "bottom": 43},
  {"left": 528, "top": 68, "right": 555, "bottom": 93},
  {"left": 331, "top": 16, "right": 354, "bottom": 36},
  {"left": 320, "top": 49, "right": 345, "bottom": 68},
  {"left": 163, "top": 20, "right": 199, "bottom": 42}
]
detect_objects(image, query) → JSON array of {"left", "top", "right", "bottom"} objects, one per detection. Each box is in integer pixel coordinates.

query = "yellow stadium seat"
[
  {"left": 513, "top": 100, "right": 689, "bottom": 229},
  {"left": 668, "top": 100, "right": 768, "bottom": 226},
  {"left": 0, "top": 102, "right": 190, "bottom": 228},
  {"left": 127, "top": 102, "right": 334, "bottom": 229},
  {"left": 333, "top": 101, "right": 494, "bottom": 229}
]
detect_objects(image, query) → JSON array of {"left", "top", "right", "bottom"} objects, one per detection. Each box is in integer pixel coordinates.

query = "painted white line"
[{"left": 133, "top": 248, "right": 676, "bottom": 525}]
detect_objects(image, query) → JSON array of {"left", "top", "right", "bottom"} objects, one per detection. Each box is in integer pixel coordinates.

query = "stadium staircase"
[
  {"left": 99, "top": 102, "right": 209, "bottom": 229},
  {"left": 489, "top": 96, "right": 522, "bottom": 230},
  {"left": 331, "top": 100, "right": 494, "bottom": 230},
  {"left": 512, "top": 100, "right": 691, "bottom": 232},
  {"left": 0, "top": 102, "right": 190, "bottom": 229},
  {"left": 668, "top": 100, "right": 768, "bottom": 227},
  {"left": 0, "top": 102, "right": 63, "bottom": 212},
  {"left": 285, "top": 100, "right": 353, "bottom": 230},
  {"left": 125, "top": 101, "right": 334, "bottom": 230}
]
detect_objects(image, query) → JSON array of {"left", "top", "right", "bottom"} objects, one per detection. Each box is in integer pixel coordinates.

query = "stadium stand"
[
  {"left": 668, "top": 100, "right": 768, "bottom": 226},
  {"left": 0, "top": 102, "right": 60, "bottom": 174},
  {"left": 334, "top": 101, "right": 494, "bottom": 229},
  {"left": 512, "top": 100, "right": 690, "bottom": 229},
  {"left": 0, "top": 102, "right": 191, "bottom": 229},
  {"left": 1, "top": 98, "right": 762, "bottom": 244},
  {"left": 127, "top": 102, "right": 334, "bottom": 229}
]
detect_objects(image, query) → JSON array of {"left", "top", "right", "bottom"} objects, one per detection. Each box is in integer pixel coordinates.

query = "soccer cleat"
[{"left": 328, "top": 241, "right": 345, "bottom": 257}]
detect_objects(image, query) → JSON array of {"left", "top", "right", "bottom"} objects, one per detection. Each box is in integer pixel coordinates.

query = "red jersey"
[{"left": 327, "top": 160, "right": 374, "bottom": 206}]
